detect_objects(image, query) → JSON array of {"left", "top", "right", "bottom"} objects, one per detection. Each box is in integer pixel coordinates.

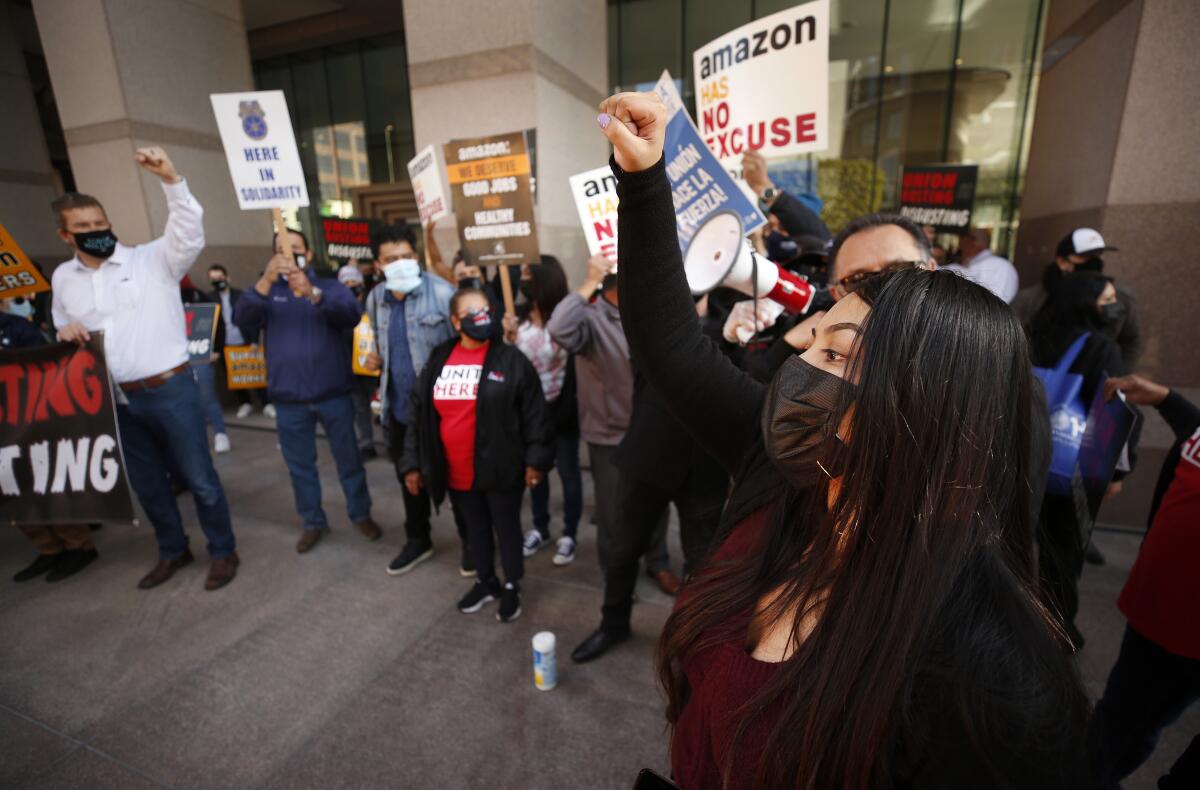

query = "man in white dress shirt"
[
  {"left": 50, "top": 146, "right": 239, "bottom": 592},
  {"left": 943, "top": 227, "right": 1019, "bottom": 303}
]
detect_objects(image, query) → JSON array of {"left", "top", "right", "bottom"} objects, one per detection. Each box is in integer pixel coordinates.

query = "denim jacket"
[{"left": 364, "top": 272, "right": 456, "bottom": 419}]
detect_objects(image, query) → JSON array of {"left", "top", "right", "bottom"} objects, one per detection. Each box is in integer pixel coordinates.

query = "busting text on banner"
[
  {"left": 693, "top": 0, "right": 829, "bottom": 170},
  {"left": 654, "top": 71, "right": 766, "bottom": 255},
  {"left": 568, "top": 165, "right": 618, "bottom": 262},
  {"left": 210, "top": 90, "right": 310, "bottom": 210},
  {"left": 407, "top": 145, "right": 450, "bottom": 225},
  {"left": 184, "top": 304, "right": 220, "bottom": 363},
  {"left": 0, "top": 335, "right": 134, "bottom": 525},
  {"left": 897, "top": 164, "right": 979, "bottom": 232},
  {"left": 443, "top": 131, "right": 540, "bottom": 266}
]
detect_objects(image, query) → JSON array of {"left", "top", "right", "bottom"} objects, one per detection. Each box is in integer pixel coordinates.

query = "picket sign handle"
[
  {"left": 271, "top": 207, "right": 303, "bottom": 297},
  {"left": 498, "top": 263, "right": 516, "bottom": 318}
]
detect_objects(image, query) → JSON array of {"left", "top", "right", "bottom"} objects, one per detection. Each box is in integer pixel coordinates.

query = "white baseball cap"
[{"left": 1057, "top": 228, "right": 1118, "bottom": 258}]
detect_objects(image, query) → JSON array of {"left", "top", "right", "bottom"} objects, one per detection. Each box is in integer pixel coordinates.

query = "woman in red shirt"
[
  {"left": 401, "top": 288, "right": 553, "bottom": 623},
  {"left": 597, "top": 91, "right": 1090, "bottom": 788}
]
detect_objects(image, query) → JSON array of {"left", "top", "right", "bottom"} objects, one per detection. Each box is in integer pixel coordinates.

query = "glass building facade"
[
  {"left": 608, "top": 0, "right": 1047, "bottom": 255},
  {"left": 252, "top": 33, "right": 416, "bottom": 254}
]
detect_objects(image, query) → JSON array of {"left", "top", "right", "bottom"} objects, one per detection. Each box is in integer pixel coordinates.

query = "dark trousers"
[
  {"left": 600, "top": 471, "right": 725, "bottom": 632},
  {"left": 1089, "top": 626, "right": 1200, "bottom": 789},
  {"left": 350, "top": 375, "right": 377, "bottom": 452},
  {"left": 449, "top": 487, "right": 525, "bottom": 585},
  {"left": 116, "top": 372, "right": 236, "bottom": 560},
  {"left": 529, "top": 430, "right": 583, "bottom": 539},
  {"left": 387, "top": 416, "right": 433, "bottom": 546},
  {"left": 1037, "top": 493, "right": 1085, "bottom": 646},
  {"left": 589, "top": 443, "right": 669, "bottom": 577}
]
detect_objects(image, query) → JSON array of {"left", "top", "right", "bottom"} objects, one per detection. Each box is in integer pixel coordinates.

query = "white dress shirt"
[
  {"left": 943, "top": 249, "right": 1019, "bottom": 303},
  {"left": 51, "top": 179, "right": 205, "bottom": 383}
]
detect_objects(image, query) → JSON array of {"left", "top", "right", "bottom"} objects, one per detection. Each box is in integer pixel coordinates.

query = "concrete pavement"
[{"left": 0, "top": 421, "right": 1194, "bottom": 789}]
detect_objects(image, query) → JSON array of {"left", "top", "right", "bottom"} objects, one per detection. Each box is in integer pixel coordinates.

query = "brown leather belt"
[{"left": 119, "top": 362, "right": 191, "bottom": 393}]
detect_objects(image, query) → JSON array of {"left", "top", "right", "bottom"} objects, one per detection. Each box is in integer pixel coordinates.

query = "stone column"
[
  {"left": 402, "top": 0, "right": 609, "bottom": 284},
  {"left": 0, "top": 5, "right": 60, "bottom": 263},
  {"left": 30, "top": 0, "right": 270, "bottom": 283},
  {"left": 1017, "top": 0, "right": 1200, "bottom": 388}
]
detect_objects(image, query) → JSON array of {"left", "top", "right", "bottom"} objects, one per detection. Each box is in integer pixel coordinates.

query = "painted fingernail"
[{"left": 597, "top": 113, "right": 611, "bottom": 129}]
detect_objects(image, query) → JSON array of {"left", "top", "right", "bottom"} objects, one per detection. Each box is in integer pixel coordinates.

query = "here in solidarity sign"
[
  {"left": 693, "top": 0, "right": 829, "bottom": 170},
  {"left": 210, "top": 90, "right": 310, "bottom": 210}
]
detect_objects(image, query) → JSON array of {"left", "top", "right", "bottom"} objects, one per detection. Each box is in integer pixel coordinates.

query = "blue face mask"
[
  {"left": 8, "top": 298, "right": 33, "bottom": 319},
  {"left": 383, "top": 259, "right": 422, "bottom": 294}
]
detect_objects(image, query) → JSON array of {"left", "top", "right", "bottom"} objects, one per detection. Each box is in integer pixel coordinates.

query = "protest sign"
[
  {"left": 407, "top": 145, "right": 450, "bottom": 225},
  {"left": 693, "top": 0, "right": 829, "bottom": 171},
  {"left": 224, "top": 345, "right": 267, "bottom": 390},
  {"left": 210, "top": 90, "right": 310, "bottom": 211},
  {"left": 653, "top": 71, "right": 766, "bottom": 254},
  {"left": 0, "top": 335, "right": 134, "bottom": 525},
  {"left": 898, "top": 164, "right": 978, "bottom": 232},
  {"left": 351, "top": 314, "right": 380, "bottom": 378},
  {"left": 321, "top": 217, "right": 379, "bottom": 263},
  {"left": 184, "top": 304, "right": 220, "bottom": 363},
  {"left": 0, "top": 223, "right": 51, "bottom": 301},
  {"left": 568, "top": 165, "right": 618, "bottom": 262},
  {"left": 443, "top": 131, "right": 540, "bottom": 267}
]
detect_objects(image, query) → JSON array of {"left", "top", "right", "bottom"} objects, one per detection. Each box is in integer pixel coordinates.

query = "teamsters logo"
[{"left": 239, "top": 100, "right": 267, "bottom": 140}]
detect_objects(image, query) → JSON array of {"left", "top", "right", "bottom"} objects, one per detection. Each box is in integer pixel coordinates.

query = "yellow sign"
[
  {"left": 224, "top": 344, "right": 268, "bottom": 390},
  {"left": 351, "top": 313, "right": 380, "bottom": 377},
  {"left": 0, "top": 223, "right": 51, "bottom": 300}
]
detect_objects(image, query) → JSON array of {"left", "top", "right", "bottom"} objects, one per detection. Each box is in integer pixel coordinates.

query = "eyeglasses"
[{"left": 834, "top": 260, "right": 925, "bottom": 294}]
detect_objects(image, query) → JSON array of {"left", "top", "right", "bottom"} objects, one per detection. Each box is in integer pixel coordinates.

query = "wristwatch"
[
  {"left": 760, "top": 186, "right": 778, "bottom": 207},
  {"left": 308, "top": 286, "right": 323, "bottom": 305}
]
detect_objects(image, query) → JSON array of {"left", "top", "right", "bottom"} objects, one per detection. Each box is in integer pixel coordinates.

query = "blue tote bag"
[{"left": 1033, "top": 332, "right": 1091, "bottom": 496}]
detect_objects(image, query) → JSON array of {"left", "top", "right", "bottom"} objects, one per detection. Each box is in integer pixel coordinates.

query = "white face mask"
[{"left": 383, "top": 259, "right": 422, "bottom": 294}]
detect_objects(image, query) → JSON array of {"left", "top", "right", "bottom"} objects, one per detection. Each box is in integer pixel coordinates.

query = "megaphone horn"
[{"left": 682, "top": 210, "right": 815, "bottom": 315}]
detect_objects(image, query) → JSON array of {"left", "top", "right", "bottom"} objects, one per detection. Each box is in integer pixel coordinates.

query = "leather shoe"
[
  {"left": 571, "top": 627, "right": 630, "bottom": 663},
  {"left": 296, "top": 528, "right": 326, "bottom": 553},
  {"left": 45, "top": 549, "right": 99, "bottom": 583},
  {"left": 205, "top": 552, "right": 239, "bottom": 591},
  {"left": 13, "top": 553, "right": 61, "bottom": 582},
  {"left": 651, "top": 568, "right": 681, "bottom": 596},
  {"left": 138, "top": 549, "right": 194, "bottom": 589},
  {"left": 354, "top": 518, "right": 382, "bottom": 541}
]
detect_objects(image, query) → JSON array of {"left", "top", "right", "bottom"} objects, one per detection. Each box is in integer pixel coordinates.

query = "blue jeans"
[
  {"left": 190, "top": 362, "right": 226, "bottom": 434},
  {"left": 530, "top": 431, "right": 583, "bottom": 539},
  {"left": 116, "top": 372, "right": 236, "bottom": 560},
  {"left": 274, "top": 394, "right": 372, "bottom": 530}
]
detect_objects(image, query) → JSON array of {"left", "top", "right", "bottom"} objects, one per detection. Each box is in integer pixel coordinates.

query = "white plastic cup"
[{"left": 532, "top": 631, "right": 557, "bottom": 691}]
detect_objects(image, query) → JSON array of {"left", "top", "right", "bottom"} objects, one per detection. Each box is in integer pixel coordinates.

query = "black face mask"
[
  {"left": 1076, "top": 256, "right": 1104, "bottom": 273},
  {"left": 1100, "top": 301, "right": 1126, "bottom": 325},
  {"left": 459, "top": 308, "right": 493, "bottom": 342},
  {"left": 761, "top": 355, "right": 852, "bottom": 486},
  {"left": 73, "top": 228, "right": 118, "bottom": 259},
  {"left": 211, "top": 279, "right": 229, "bottom": 291},
  {"left": 457, "top": 277, "right": 482, "bottom": 291}
]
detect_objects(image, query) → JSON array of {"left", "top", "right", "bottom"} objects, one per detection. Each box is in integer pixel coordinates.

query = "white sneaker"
[
  {"left": 235, "top": 404, "right": 253, "bottom": 419},
  {"left": 522, "top": 530, "right": 547, "bottom": 558},
  {"left": 263, "top": 404, "right": 277, "bottom": 419},
  {"left": 553, "top": 537, "right": 576, "bottom": 566},
  {"left": 213, "top": 433, "right": 231, "bottom": 453}
]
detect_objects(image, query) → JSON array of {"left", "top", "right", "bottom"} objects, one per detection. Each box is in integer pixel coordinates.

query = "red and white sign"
[
  {"left": 692, "top": 0, "right": 829, "bottom": 169},
  {"left": 568, "top": 165, "right": 618, "bottom": 262},
  {"left": 407, "top": 144, "right": 450, "bottom": 224}
]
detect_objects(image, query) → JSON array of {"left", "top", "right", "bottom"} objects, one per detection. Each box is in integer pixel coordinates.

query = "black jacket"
[
  {"left": 207, "top": 287, "right": 245, "bottom": 353},
  {"left": 401, "top": 338, "right": 553, "bottom": 506}
]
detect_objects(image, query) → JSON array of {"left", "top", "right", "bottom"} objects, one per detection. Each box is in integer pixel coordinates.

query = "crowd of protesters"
[{"left": 3, "top": 114, "right": 1194, "bottom": 789}]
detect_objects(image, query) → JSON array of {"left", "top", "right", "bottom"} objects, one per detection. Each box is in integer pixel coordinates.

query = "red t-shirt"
[
  {"left": 434, "top": 341, "right": 488, "bottom": 492},
  {"left": 1119, "top": 425, "right": 1200, "bottom": 659}
]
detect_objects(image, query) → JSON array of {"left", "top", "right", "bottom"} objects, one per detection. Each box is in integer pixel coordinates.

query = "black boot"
[
  {"left": 571, "top": 627, "right": 631, "bottom": 663},
  {"left": 13, "top": 553, "right": 61, "bottom": 583},
  {"left": 45, "top": 549, "right": 99, "bottom": 582}
]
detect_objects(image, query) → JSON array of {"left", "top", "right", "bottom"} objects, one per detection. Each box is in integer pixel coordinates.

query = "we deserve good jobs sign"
[
  {"left": 693, "top": 0, "right": 829, "bottom": 171},
  {"left": 210, "top": 90, "right": 310, "bottom": 210}
]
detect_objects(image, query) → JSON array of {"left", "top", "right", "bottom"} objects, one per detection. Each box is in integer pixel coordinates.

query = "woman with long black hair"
[
  {"left": 595, "top": 91, "right": 1090, "bottom": 789},
  {"left": 1029, "top": 270, "right": 1129, "bottom": 649},
  {"left": 506, "top": 256, "right": 584, "bottom": 565}
]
